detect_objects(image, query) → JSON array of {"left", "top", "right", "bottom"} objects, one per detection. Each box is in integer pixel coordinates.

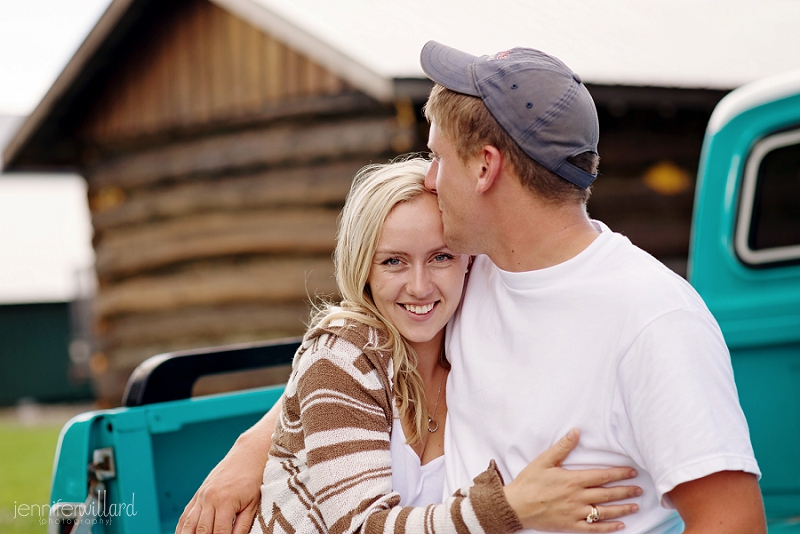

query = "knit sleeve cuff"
[{"left": 469, "top": 460, "right": 523, "bottom": 533}]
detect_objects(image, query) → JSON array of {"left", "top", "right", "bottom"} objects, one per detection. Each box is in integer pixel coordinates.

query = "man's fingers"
[
  {"left": 196, "top": 505, "right": 217, "bottom": 534},
  {"left": 231, "top": 505, "right": 258, "bottom": 534},
  {"left": 538, "top": 428, "right": 580, "bottom": 467},
  {"left": 178, "top": 504, "right": 202, "bottom": 534},
  {"left": 176, "top": 496, "right": 198, "bottom": 534},
  {"left": 213, "top": 508, "right": 237, "bottom": 534}
]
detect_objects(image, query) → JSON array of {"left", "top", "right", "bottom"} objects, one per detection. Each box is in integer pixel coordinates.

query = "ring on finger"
[{"left": 586, "top": 505, "right": 600, "bottom": 524}]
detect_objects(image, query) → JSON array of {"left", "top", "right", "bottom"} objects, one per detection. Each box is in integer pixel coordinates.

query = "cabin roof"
[
  {"left": 232, "top": 0, "right": 800, "bottom": 90},
  {"left": 5, "top": 0, "right": 800, "bottom": 171}
]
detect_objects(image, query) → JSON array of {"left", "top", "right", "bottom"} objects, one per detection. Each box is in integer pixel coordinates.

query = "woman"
[{"left": 246, "top": 158, "right": 640, "bottom": 533}]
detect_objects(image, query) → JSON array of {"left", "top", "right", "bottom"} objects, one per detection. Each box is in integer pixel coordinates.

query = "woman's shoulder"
[
  {"left": 296, "top": 317, "right": 392, "bottom": 374},
  {"left": 309, "top": 316, "right": 383, "bottom": 347}
]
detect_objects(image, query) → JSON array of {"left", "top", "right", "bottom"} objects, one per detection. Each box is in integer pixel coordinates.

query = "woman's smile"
[{"left": 400, "top": 301, "right": 438, "bottom": 317}]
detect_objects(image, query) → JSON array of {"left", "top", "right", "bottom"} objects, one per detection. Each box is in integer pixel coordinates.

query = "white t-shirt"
[
  {"left": 390, "top": 414, "right": 446, "bottom": 506},
  {"left": 444, "top": 222, "right": 760, "bottom": 533}
]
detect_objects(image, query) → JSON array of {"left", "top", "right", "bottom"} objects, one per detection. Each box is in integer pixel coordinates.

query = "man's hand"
[
  {"left": 668, "top": 470, "right": 765, "bottom": 534},
  {"left": 176, "top": 398, "right": 282, "bottom": 534},
  {"left": 503, "top": 429, "right": 642, "bottom": 532}
]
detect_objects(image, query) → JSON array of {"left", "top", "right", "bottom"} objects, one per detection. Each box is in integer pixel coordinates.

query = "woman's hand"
[
  {"left": 503, "top": 429, "right": 641, "bottom": 532},
  {"left": 176, "top": 399, "right": 282, "bottom": 534}
]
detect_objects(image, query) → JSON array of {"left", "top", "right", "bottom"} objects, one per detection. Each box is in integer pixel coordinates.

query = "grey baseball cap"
[{"left": 420, "top": 41, "right": 599, "bottom": 189}]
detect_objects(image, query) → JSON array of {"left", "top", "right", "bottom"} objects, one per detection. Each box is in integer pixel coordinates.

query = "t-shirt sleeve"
[
  {"left": 616, "top": 308, "right": 761, "bottom": 507},
  {"left": 286, "top": 340, "right": 522, "bottom": 534}
]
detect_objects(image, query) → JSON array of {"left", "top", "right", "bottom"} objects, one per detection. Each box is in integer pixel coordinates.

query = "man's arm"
[
  {"left": 668, "top": 470, "right": 765, "bottom": 534},
  {"left": 176, "top": 396, "right": 283, "bottom": 534}
]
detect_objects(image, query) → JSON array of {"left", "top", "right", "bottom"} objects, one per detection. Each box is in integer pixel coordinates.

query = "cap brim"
[{"left": 420, "top": 41, "right": 480, "bottom": 97}]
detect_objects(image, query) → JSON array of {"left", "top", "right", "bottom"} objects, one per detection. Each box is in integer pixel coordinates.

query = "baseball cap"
[{"left": 420, "top": 41, "right": 599, "bottom": 189}]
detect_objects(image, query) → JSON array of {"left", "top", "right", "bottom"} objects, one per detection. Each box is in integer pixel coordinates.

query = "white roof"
[
  {"left": 215, "top": 0, "right": 800, "bottom": 100},
  {"left": 709, "top": 67, "right": 800, "bottom": 135},
  {"left": 0, "top": 116, "right": 95, "bottom": 304}
]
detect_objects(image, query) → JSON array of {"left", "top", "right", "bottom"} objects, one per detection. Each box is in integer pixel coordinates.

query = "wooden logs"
[
  {"left": 101, "top": 302, "right": 312, "bottom": 350},
  {"left": 91, "top": 159, "right": 362, "bottom": 230},
  {"left": 89, "top": 116, "right": 400, "bottom": 189},
  {"left": 94, "top": 256, "right": 337, "bottom": 317},
  {"left": 95, "top": 208, "right": 339, "bottom": 278}
]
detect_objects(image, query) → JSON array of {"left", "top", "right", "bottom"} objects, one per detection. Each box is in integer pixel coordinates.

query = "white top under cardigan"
[{"left": 390, "top": 412, "right": 446, "bottom": 507}]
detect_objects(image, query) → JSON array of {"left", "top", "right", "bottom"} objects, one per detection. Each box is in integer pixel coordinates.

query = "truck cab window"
[{"left": 736, "top": 129, "right": 800, "bottom": 266}]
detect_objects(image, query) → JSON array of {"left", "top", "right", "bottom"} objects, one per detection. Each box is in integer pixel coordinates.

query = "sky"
[
  {"left": 0, "top": 0, "right": 109, "bottom": 303},
  {"left": 0, "top": 0, "right": 112, "bottom": 116}
]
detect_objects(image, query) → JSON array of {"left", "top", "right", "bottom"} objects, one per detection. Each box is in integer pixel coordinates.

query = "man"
[
  {"left": 419, "top": 42, "right": 763, "bottom": 533},
  {"left": 178, "top": 42, "right": 765, "bottom": 534}
]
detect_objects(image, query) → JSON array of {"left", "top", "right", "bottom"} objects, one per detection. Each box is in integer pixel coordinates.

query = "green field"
[{"left": 0, "top": 422, "right": 62, "bottom": 534}]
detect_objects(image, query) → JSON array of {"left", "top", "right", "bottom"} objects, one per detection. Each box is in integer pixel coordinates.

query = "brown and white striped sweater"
[{"left": 251, "top": 318, "right": 522, "bottom": 534}]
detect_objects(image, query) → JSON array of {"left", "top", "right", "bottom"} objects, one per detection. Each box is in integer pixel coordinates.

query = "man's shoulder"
[
  {"left": 607, "top": 232, "right": 698, "bottom": 292},
  {"left": 593, "top": 231, "right": 722, "bottom": 331}
]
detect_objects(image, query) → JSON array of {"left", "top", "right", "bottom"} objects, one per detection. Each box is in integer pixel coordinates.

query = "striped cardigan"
[{"left": 251, "top": 318, "right": 522, "bottom": 534}]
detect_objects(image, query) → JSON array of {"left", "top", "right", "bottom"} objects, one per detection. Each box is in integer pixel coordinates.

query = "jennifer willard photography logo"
[{"left": 13, "top": 490, "right": 137, "bottom": 526}]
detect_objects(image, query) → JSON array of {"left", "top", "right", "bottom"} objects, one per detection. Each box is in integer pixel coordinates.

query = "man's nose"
[{"left": 424, "top": 160, "right": 438, "bottom": 193}]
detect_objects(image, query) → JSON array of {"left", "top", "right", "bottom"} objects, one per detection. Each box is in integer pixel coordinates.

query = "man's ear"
[{"left": 475, "top": 145, "right": 503, "bottom": 195}]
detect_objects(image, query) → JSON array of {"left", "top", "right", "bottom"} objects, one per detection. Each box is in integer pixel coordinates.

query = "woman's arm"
[{"left": 176, "top": 397, "right": 283, "bottom": 534}]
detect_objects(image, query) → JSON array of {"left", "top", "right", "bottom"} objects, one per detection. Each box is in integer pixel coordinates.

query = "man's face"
[{"left": 424, "top": 123, "right": 478, "bottom": 254}]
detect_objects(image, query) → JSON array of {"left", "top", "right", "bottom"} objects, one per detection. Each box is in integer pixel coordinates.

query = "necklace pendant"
[{"left": 427, "top": 417, "right": 439, "bottom": 433}]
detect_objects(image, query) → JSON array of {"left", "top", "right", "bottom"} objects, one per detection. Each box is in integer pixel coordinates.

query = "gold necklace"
[{"left": 427, "top": 366, "right": 446, "bottom": 433}]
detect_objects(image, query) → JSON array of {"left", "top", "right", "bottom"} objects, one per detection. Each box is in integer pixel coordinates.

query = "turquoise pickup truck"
[{"left": 47, "top": 68, "right": 800, "bottom": 533}]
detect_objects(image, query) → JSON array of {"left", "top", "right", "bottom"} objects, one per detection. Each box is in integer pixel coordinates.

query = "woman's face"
[{"left": 368, "top": 192, "right": 469, "bottom": 353}]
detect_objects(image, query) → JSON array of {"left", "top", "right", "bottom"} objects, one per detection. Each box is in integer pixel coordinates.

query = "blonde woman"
[{"left": 180, "top": 159, "right": 641, "bottom": 534}]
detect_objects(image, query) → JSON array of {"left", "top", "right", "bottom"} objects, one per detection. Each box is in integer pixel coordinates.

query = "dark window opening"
[{"left": 749, "top": 142, "right": 800, "bottom": 251}]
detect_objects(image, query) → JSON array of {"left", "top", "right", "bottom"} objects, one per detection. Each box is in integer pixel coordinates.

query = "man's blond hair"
[{"left": 423, "top": 84, "right": 598, "bottom": 204}]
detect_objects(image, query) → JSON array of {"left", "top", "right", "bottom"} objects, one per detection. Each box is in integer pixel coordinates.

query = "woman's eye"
[
  {"left": 382, "top": 258, "right": 401, "bottom": 266},
  {"left": 434, "top": 253, "right": 454, "bottom": 262}
]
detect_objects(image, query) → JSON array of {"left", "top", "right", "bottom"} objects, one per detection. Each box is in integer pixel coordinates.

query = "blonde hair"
[
  {"left": 424, "top": 84, "right": 597, "bottom": 204},
  {"left": 309, "top": 157, "right": 437, "bottom": 444}
]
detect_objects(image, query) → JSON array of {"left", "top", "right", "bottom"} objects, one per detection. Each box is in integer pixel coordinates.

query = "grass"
[{"left": 0, "top": 422, "right": 63, "bottom": 534}]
